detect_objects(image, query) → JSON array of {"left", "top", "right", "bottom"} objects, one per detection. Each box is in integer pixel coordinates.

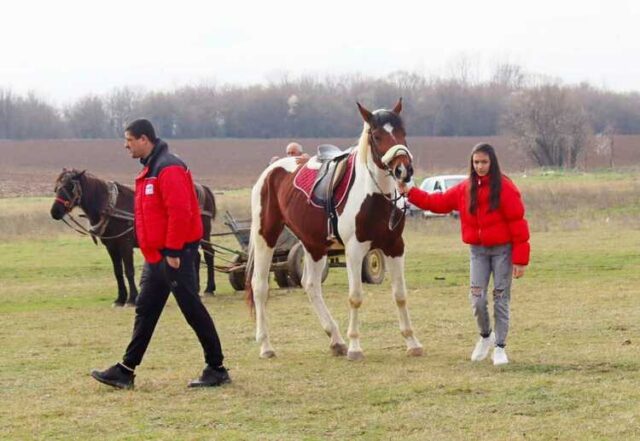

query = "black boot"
[
  {"left": 188, "top": 365, "right": 231, "bottom": 388},
  {"left": 91, "top": 363, "right": 135, "bottom": 389}
]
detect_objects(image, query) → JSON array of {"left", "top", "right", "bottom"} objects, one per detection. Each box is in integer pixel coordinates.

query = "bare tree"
[
  {"left": 65, "top": 95, "right": 109, "bottom": 138},
  {"left": 503, "top": 85, "right": 592, "bottom": 168},
  {"left": 595, "top": 123, "right": 615, "bottom": 168}
]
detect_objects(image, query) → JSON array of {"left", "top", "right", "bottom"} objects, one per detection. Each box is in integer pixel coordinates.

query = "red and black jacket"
[
  {"left": 407, "top": 175, "right": 530, "bottom": 265},
  {"left": 134, "top": 140, "right": 203, "bottom": 264}
]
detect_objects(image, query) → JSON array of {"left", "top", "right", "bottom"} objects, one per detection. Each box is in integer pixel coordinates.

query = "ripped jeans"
[{"left": 469, "top": 244, "right": 512, "bottom": 347}]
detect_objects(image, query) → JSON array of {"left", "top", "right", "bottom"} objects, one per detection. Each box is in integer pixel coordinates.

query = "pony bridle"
[{"left": 55, "top": 177, "right": 82, "bottom": 212}]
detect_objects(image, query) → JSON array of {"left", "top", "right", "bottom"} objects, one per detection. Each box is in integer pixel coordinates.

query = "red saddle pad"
[{"left": 293, "top": 152, "right": 356, "bottom": 209}]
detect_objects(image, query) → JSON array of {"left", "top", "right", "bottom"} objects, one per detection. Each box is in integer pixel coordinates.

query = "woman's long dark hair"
[{"left": 468, "top": 143, "right": 502, "bottom": 214}]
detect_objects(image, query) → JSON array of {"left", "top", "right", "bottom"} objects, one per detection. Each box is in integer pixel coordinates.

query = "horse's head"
[
  {"left": 357, "top": 98, "right": 414, "bottom": 184},
  {"left": 50, "top": 168, "right": 85, "bottom": 219}
]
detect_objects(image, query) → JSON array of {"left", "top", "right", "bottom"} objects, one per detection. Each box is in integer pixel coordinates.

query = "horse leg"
[
  {"left": 301, "top": 251, "right": 347, "bottom": 356},
  {"left": 106, "top": 245, "right": 127, "bottom": 307},
  {"left": 252, "top": 235, "right": 277, "bottom": 358},
  {"left": 121, "top": 244, "right": 138, "bottom": 306},
  {"left": 201, "top": 241, "right": 216, "bottom": 295},
  {"left": 345, "top": 241, "right": 369, "bottom": 361},
  {"left": 385, "top": 255, "right": 423, "bottom": 356}
]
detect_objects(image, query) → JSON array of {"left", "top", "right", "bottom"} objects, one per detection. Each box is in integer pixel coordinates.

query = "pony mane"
[{"left": 357, "top": 122, "right": 370, "bottom": 164}]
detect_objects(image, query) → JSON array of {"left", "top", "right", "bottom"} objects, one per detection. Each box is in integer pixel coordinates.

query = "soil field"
[{"left": 0, "top": 135, "right": 638, "bottom": 197}]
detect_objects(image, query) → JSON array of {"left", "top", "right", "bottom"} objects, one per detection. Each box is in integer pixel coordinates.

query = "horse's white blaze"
[{"left": 382, "top": 122, "right": 397, "bottom": 143}]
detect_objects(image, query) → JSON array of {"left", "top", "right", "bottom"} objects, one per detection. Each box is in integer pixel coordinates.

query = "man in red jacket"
[
  {"left": 91, "top": 119, "right": 229, "bottom": 389},
  {"left": 399, "top": 143, "right": 529, "bottom": 366}
]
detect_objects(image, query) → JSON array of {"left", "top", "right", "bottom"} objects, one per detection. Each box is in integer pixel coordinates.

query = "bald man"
[
  {"left": 285, "top": 142, "right": 303, "bottom": 156},
  {"left": 270, "top": 142, "right": 309, "bottom": 165}
]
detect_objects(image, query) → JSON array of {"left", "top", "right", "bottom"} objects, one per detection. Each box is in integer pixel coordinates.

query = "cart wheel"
[
  {"left": 362, "top": 248, "right": 385, "bottom": 284},
  {"left": 287, "top": 243, "right": 305, "bottom": 286},
  {"left": 274, "top": 269, "right": 291, "bottom": 288},
  {"left": 228, "top": 256, "right": 246, "bottom": 291},
  {"left": 287, "top": 242, "right": 329, "bottom": 287}
]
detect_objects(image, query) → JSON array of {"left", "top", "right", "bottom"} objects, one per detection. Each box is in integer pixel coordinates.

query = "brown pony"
[
  {"left": 50, "top": 169, "right": 218, "bottom": 306},
  {"left": 246, "top": 100, "right": 423, "bottom": 360}
]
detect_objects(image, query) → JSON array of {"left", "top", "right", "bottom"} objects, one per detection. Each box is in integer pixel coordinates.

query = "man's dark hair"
[{"left": 125, "top": 119, "right": 157, "bottom": 143}]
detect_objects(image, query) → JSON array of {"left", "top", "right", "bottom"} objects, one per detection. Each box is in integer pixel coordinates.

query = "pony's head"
[
  {"left": 50, "top": 168, "right": 85, "bottom": 219},
  {"left": 357, "top": 98, "right": 413, "bottom": 183}
]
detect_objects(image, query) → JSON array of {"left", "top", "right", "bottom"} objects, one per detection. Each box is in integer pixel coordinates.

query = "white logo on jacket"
[{"left": 145, "top": 183, "right": 154, "bottom": 195}]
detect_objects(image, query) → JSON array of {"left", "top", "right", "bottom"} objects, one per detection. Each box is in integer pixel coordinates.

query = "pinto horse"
[
  {"left": 50, "top": 169, "right": 218, "bottom": 306},
  {"left": 246, "top": 99, "right": 423, "bottom": 360}
]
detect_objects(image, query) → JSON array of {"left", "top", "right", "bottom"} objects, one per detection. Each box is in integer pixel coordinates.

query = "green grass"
[{"left": 2, "top": 180, "right": 640, "bottom": 440}]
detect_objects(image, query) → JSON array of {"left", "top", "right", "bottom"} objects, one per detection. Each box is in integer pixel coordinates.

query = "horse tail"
[{"left": 202, "top": 184, "right": 217, "bottom": 221}]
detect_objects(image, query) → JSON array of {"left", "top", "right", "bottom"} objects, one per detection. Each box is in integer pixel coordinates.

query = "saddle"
[{"left": 309, "top": 145, "right": 353, "bottom": 242}]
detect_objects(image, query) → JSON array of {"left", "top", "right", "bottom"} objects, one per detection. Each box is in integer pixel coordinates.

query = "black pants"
[{"left": 122, "top": 244, "right": 224, "bottom": 368}]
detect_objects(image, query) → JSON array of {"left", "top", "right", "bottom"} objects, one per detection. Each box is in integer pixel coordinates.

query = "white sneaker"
[
  {"left": 492, "top": 346, "right": 509, "bottom": 365},
  {"left": 470, "top": 332, "right": 495, "bottom": 361}
]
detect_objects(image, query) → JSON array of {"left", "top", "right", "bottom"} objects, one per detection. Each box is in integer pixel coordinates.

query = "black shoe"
[
  {"left": 188, "top": 365, "right": 231, "bottom": 388},
  {"left": 91, "top": 363, "right": 135, "bottom": 389}
]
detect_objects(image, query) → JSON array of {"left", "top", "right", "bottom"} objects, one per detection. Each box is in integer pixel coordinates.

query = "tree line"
[{"left": 1, "top": 65, "right": 639, "bottom": 167}]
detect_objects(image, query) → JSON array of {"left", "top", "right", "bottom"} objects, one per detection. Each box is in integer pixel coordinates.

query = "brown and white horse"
[{"left": 246, "top": 99, "right": 423, "bottom": 360}]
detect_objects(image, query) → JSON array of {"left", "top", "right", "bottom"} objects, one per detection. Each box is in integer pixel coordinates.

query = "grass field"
[{"left": 1, "top": 172, "right": 640, "bottom": 440}]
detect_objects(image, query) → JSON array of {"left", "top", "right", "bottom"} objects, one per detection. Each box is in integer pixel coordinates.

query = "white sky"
[{"left": 1, "top": 0, "right": 638, "bottom": 105}]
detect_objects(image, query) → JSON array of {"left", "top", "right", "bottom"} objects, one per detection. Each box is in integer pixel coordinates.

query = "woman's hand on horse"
[{"left": 166, "top": 256, "right": 181, "bottom": 269}]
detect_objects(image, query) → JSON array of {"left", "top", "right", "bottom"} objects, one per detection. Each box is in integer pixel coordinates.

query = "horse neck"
[
  {"left": 356, "top": 145, "right": 396, "bottom": 195},
  {"left": 79, "top": 176, "right": 108, "bottom": 225}
]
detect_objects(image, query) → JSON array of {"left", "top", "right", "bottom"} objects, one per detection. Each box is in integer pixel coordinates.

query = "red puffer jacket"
[
  {"left": 134, "top": 140, "right": 203, "bottom": 263},
  {"left": 407, "top": 175, "right": 530, "bottom": 265}
]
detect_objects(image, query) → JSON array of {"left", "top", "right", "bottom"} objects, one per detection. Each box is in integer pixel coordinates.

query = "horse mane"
[
  {"left": 80, "top": 172, "right": 108, "bottom": 213},
  {"left": 356, "top": 122, "right": 370, "bottom": 164}
]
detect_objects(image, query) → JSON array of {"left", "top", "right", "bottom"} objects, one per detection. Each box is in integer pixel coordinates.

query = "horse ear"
[
  {"left": 357, "top": 102, "right": 373, "bottom": 123},
  {"left": 393, "top": 98, "right": 403, "bottom": 114},
  {"left": 78, "top": 170, "right": 86, "bottom": 178}
]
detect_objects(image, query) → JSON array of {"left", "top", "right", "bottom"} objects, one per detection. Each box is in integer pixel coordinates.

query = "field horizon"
[{"left": 2, "top": 135, "right": 639, "bottom": 198}]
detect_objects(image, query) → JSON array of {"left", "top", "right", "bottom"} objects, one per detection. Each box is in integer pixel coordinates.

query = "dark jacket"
[
  {"left": 408, "top": 175, "right": 530, "bottom": 265},
  {"left": 134, "top": 139, "right": 203, "bottom": 263}
]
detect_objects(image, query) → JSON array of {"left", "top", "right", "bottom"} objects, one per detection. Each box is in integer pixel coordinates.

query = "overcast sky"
[{"left": 1, "top": 0, "right": 638, "bottom": 105}]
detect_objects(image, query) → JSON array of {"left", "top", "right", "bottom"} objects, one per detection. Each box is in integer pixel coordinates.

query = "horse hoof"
[
  {"left": 260, "top": 350, "right": 276, "bottom": 359},
  {"left": 330, "top": 343, "right": 348, "bottom": 356},
  {"left": 347, "top": 351, "right": 364, "bottom": 361},
  {"left": 203, "top": 291, "right": 215, "bottom": 296},
  {"left": 112, "top": 302, "right": 125, "bottom": 308},
  {"left": 406, "top": 347, "right": 424, "bottom": 357},
  {"left": 125, "top": 302, "right": 136, "bottom": 308}
]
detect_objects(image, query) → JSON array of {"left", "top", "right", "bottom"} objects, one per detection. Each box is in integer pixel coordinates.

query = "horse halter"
[
  {"left": 365, "top": 111, "right": 412, "bottom": 230},
  {"left": 367, "top": 111, "right": 410, "bottom": 175},
  {"left": 54, "top": 175, "right": 82, "bottom": 212}
]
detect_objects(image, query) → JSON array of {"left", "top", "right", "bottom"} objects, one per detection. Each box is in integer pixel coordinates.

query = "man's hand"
[
  {"left": 295, "top": 153, "right": 310, "bottom": 165},
  {"left": 513, "top": 264, "right": 526, "bottom": 279},
  {"left": 166, "top": 256, "right": 181, "bottom": 269}
]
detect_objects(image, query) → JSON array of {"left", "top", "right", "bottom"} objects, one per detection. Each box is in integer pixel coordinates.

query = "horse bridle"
[
  {"left": 55, "top": 176, "right": 82, "bottom": 212},
  {"left": 367, "top": 126, "right": 409, "bottom": 230}
]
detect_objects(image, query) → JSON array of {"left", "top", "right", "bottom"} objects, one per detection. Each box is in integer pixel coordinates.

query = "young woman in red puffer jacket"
[{"left": 399, "top": 143, "right": 530, "bottom": 366}]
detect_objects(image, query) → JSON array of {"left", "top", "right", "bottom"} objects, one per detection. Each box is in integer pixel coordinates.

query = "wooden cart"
[{"left": 219, "top": 211, "right": 385, "bottom": 291}]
